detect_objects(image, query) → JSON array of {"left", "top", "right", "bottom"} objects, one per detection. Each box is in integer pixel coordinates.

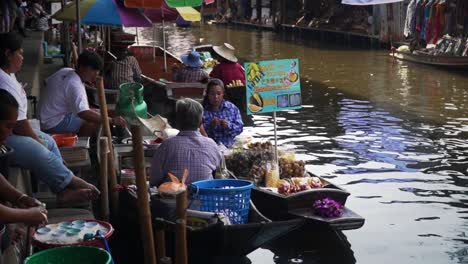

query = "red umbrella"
[
  {"left": 124, "top": 0, "right": 162, "bottom": 8},
  {"left": 144, "top": 3, "right": 178, "bottom": 23}
]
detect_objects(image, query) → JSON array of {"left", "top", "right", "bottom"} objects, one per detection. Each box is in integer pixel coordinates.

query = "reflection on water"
[{"left": 132, "top": 24, "right": 468, "bottom": 263}]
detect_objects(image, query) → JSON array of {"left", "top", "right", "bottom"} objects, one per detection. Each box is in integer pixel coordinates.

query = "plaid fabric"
[
  {"left": 106, "top": 56, "right": 142, "bottom": 89},
  {"left": 202, "top": 100, "right": 243, "bottom": 148},
  {"left": 150, "top": 131, "right": 222, "bottom": 187},
  {"left": 174, "top": 67, "right": 209, "bottom": 83}
]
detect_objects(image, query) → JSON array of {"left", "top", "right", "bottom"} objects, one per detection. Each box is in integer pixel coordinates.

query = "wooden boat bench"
[{"left": 164, "top": 82, "right": 207, "bottom": 101}]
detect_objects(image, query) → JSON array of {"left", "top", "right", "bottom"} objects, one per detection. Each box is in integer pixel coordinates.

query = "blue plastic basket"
[{"left": 191, "top": 179, "right": 254, "bottom": 224}]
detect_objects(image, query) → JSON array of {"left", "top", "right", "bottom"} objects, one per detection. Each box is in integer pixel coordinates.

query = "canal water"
[{"left": 133, "top": 24, "right": 468, "bottom": 264}]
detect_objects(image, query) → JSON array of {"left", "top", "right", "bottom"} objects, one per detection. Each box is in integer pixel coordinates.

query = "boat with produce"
[{"left": 224, "top": 141, "right": 365, "bottom": 230}]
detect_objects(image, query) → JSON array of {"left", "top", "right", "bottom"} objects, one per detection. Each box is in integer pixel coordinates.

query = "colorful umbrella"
[
  {"left": 124, "top": 0, "right": 162, "bottom": 8},
  {"left": 175, "top": 7, "right": 200, "bottom": 22},
  {"left": 52, "top": 0, "right": 152, "bottom": 27},
  {"left": 144, "top": 3, "right": 178, "bottom": 23},
  {"left": 165, "top": 0, "right": 202, "bottom": 8}
]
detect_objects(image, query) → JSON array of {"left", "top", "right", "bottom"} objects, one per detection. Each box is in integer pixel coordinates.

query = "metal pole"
[
  {"left": 162, "top": 8, "right": 167, "bottom": 72},
  {"left": 273, "top": 111, "right": 278, "bottom": 165},
  {"left": 136, "top": 27, "right": 139, "bottom": 45},
  {"left": 61, "top": 0, "right": 70, "bottom": 66},
  {"left": 152, "top": 24, "right": 156, "bottom": 62},
  {"left": 75, "top": 0, "right": 82, "bottom": 53}
]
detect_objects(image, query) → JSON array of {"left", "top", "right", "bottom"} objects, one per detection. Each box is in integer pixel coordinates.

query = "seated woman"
[
  {"left": 0, "top": 89, "right": 48, "bottom": 226},
  {"left": 210, "top": 43, "right": 245, "bottom": 86},
  {"left": 104, "top": 42, "right": 142, "bottom": 90},
  {"left": 202, "top": 79, "right": 243, "bottom": 148},
  {"left": 0, "top": 33, "right": 99, "bottom": 204}
]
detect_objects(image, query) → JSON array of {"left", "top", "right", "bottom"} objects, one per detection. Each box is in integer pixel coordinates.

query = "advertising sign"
[{"left": 245, "top": 59, "right": 302, "bottom": 115}]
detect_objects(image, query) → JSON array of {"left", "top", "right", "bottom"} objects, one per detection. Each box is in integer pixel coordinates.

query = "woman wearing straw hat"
[{"left": 210, "top": 43, "right": 245, "bottom": 87}]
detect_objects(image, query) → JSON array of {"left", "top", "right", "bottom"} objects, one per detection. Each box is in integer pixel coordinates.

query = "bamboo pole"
[
  {"left": 156, "top": 230, "right": 166, "bottom": 260},
  {"left": 131, "top": 125, "right": 157, "bottom": 264},
  {"left": 175, "top": 191, "right": 188, "bottom": 264},
  {"left": 99, "top": 137, "right": 110, "bottom": 221},
  {"left": 96, "top": 77, "right": 119, "bottom": 216}
]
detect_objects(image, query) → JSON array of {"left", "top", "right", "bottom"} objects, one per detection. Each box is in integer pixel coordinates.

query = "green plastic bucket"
[{"left": 25, "top": 246, "right": 111, "bottom": 264}]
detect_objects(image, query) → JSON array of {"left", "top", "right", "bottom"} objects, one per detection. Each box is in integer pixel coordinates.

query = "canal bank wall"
[{"left": 205, "top": 0, "right": 407, "bottom": 48}]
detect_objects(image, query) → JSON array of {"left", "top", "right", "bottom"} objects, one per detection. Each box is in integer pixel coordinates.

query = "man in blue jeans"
[{"left": 0, "top": 32, "right": 99, "bottom": 204}]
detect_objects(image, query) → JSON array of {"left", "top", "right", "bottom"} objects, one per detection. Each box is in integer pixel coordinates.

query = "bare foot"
[
  {"left": 57, "top": 188, "right": 96, "bottom": 204},
  {"left": 68, "top": 176, "right": 101, "bottom": 197}
]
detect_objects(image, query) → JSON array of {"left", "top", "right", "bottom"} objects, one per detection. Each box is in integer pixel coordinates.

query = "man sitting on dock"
[
  {"left": 150, "top": 98, "right": 222, "bottom": 186},
  {"left": 39, "top": 50, "right": 127, "bottom": 137}
]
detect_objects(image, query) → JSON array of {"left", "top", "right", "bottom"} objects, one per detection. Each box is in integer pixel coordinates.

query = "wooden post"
[
  {"left": 131, "top": 125, "right": 157, "bottom": 264},
  {"left": 99, "top": 137, "right": 110, "bottom": 221},
  {"left": 156, "top": 230, "right": 166, "bottom": 260},
  {"left": 160, "top": 257, "right": 172, "bottom": 264},
  {"left": 175, "top": 191, "right": 188, "bottom": 264},
  {"left": 96, "top": 77, "right": 119, "bottom": 216}
]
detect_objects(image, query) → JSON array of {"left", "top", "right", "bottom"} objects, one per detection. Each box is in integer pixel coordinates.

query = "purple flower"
[{"left": 313, "top": 198, "right": 344, "bottom": 218}]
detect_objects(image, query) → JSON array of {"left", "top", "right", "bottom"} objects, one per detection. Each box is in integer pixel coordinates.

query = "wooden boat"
[
  {"left": 129, "top": 45, "right": 182, "bottom": 81},
  {"left": 389, "top": 50, "right": 468, "bottom": 67},
  {"left": 115, "top": 188, "right": 306, "bottom": 263},
  {"left": 250, "top": 175, "right": 365, "bottom": 230}
]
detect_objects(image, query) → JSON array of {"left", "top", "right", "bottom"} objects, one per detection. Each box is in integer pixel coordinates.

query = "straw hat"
[
  {"left": 213, "top": 43, "right": 238, "bottom": 63},
  {"left": 181, "top": 50, "right": 203, "bottom": 68}
]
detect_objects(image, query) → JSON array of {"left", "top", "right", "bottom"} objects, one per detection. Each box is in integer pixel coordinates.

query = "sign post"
[{"left": 245, "top": 59, "right": 302, "bottom": 179}]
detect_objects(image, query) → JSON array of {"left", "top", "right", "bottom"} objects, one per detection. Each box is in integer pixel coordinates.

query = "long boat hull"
[
  {"left": 390, "top": 51, "right": 468, "bottom": 67},
  {"left": 114, "top": 190, "right": 305, "bottom": 262}
]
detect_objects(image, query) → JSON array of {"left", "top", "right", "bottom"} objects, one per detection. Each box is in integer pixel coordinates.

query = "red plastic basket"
[
  {"left": 51, "top": 133, "right": 77, "bottom": 147},
  {"left": 33, "top": 220, "right": 114, "bottom": 250}
]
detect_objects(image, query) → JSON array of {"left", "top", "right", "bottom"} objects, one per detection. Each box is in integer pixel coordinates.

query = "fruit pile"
[
  {"left": 225, "top": 142, "right": 275, "bottom": 185},
  {"left": 202, "top": 59, "right": 218, "bottom": 69},
  {"left": 313, "top": 198, "right": 344, "bottom": 218},
  {"left": 226, "top": 80, "right": 244, "bottom": 88},
  {"left": 276, "top": 177, "right": 323, "bottom": 195},
  {"left": 279, "top": 159, "right": 305, "bottom": 178},
  {"left": 225, "top": 141, "right": 309, "bottom": 187}
]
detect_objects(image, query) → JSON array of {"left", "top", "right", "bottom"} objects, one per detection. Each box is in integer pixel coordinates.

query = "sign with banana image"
[{"left": 245, "top": 59, "right": 302, "bottom": 115}]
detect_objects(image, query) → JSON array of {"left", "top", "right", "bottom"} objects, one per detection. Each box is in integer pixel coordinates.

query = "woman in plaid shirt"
[{"left": 202, "top": 79, "right": 243, "bottom": 147}]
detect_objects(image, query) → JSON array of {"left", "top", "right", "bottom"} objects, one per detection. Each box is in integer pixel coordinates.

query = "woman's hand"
[
  {"left": 220, "top": 119, "right": 229, "bottom": 129},
  {"left": 23, "top": 207, "right": 48, "bottom": 226},
  {"left": 16, "top": 194, "right": 42, "bottom": 209},
  {"left": 210, "top": 117, "right": 220, "bottom": 128}
]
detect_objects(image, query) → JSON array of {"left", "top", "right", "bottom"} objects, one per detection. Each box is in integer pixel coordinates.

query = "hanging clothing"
[
  {"left": 421, "top": 0, "right": 433, "bottom": 42},
  {"left": 415, "top": 0, "right": 426, "bottom": 35},
  {"left": 432, "top": 2, "right": 446, "bottom": 44},
  {"left": 425, "top": 1, "right": 437, "bottom": 43},
  {"left": 404, "top": 0, "right": 418, "bottom": 37}
]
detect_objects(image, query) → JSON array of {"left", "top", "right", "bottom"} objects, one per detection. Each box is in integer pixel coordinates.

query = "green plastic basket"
[{"left": 25, "top": 246, "right": 111, "bottom": 264}]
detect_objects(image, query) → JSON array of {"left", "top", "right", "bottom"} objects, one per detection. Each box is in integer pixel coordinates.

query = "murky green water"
[{"left": 132, "top": 24, "right": 468, "bottom": 264}]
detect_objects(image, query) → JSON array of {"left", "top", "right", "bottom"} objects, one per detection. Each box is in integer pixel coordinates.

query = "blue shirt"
[{"left": 203, "top": 100, "right": 243, "bottom": 148}]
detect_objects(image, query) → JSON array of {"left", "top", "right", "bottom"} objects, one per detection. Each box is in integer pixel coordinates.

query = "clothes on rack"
[{"left": 405, "top": 0, "right": 450, "bottom": 44}]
